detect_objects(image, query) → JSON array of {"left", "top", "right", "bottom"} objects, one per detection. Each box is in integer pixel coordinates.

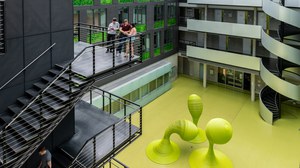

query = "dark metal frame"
[{"left": 69, "top": 86, "right": 142, "bottom": 168}]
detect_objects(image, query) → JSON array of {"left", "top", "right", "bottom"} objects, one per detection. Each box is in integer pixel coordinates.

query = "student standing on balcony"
[
  {"left": 38, "top": 147, "right": 52, "bottom": 168},
  {"left": 106, "top": 17, "right": 120, "bottom": 53},
  {"left": 125, "top": 23, "right": 137, "bottom": 58},
  {"left": 117, "top": 19, "right": 132, "bottom": 57}
]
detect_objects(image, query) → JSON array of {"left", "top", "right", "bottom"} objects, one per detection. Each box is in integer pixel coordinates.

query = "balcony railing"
[{"left": 69, "top": 87, "right": 142, "bottom": 167}]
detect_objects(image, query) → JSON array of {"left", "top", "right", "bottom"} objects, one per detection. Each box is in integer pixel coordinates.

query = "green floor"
[{"left": 116, "top": 76, "right": 300, "bottom": 168}]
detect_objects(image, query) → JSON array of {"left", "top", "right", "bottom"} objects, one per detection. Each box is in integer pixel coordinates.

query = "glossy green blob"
[
  {"left": 146, "top": 120, "right": 198, "bottom": 164},
  {"left": 206, "top": 118, "right": 232, "bottom": 144}
]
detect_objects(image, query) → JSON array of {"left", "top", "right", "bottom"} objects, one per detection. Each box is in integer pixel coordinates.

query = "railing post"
[
  {"left": 112, "top": 124, "right": 116, "bottom": 150},
  {"left": 140, "top": 107, "right": 143, "bottom": 135},
  {"left": 102, "top": 91, "right": 105, "bottom": 111},
  {"left": 89, "top": 25, "right": 92, "bottom": 44},
  {"left": 129, "top": 113, "right": 132, "bottom": 140},
  {"left": 109, "top": 94, "right": 112, "bottom": 114},
  {"left": 113, "top": 40, "right": 115, "bottom": 69},
  {"left": 139, "top": 34, "right": 143, "bottom": 63},
  {"left": 69, "top": 66, "right": 72, "bottom": 94},
  {"left": 90, "top": 89, "right": 93, "bottom": 105},
  {"left": 78, "top": 23, "right": 81, "bottom": 42},
  {"left": 123, "top": 99, "right": 126, "bottom": 116},
  {"left": 102, "top": 28, "right": 105, "bottom": 42},
  {"left": 129, "top": 37, "right": 132, "bottom": 62},
  {"left": 93, "top": 46, "right": 96, "bottom": 75},
  {"left": 93, "top": 137, "right": 96, "bottom": 166}
]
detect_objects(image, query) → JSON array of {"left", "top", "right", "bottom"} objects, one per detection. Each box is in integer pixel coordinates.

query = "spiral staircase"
[{"left": 259, "top": 0, "right": 300, "bottom": 124}]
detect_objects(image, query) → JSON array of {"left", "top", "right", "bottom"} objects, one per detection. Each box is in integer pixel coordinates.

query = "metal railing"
[
  {"left": 0, "top": 43, "right": 56, "bottom": 90},
  {"left": 69, "top": 87, "right": 142, "bottom": 168},
  {"left": 100, "top": 158, "right": 129, "bottom": 168},
  {"left": 74, "top": 23, "right": 108, "bottom": 44}
]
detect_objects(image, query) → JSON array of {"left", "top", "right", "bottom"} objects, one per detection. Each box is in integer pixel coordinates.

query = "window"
[
  {"left": 118, "top": 7, "right": 129, "bottom": 23},
  {"left": 94, "top": 9, "right": 106, "bottom": 27},
  {"left": 164, "top": 29, "right": 174, "bottom": 52},
  {"left": 149, "top": 80, "right": 157, "bottom": 92},
  {"left": 157, "top": 76, "right": 163, "bottom": 88},
  {"left": 133, "top": 6, "right": 147, "bottom": 32},
  {"left": 87, "top": 10, "right": 93, "bottom": 25},
  {"left": 167, "top": 3, "right": 176, "bottom": 26},
  {"left": 142, "top": 34, "right": 150, "bottom": 60},
  {"left": 141, "top": 84, "right": 149, "bottom": 97},
  {"left": 74, "top": 11, "right": 80, "bottom": 24},
  {"left": 154, "top": 32, "right": 161, "bottom": 56},
  {"left": 164, "top": 73, "right": 169, "bottom": 84},
  {"left": 0, "top": 1, "right": 4, "bottom": 54},
  {"left": 154, "top": 5, "right": 164, "bottom": 29}
]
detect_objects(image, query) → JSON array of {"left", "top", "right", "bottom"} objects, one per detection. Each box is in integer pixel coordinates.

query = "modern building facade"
[
  {"left": 178, "top": 0, "right": 300, "bottom": 124},
  {"left": 0, "top": 0, "right": 298, "bottom": 167}
]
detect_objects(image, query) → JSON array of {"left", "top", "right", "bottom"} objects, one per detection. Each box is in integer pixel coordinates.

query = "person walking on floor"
[
  {"left": 106, "top": 17, "right": 119, "bottom": 53},
  {"left": 38, "top": 147, "right": 52, "bottom": 168},
  {"left": 117, "top": 19, "right": 132, "bottom": 57}
]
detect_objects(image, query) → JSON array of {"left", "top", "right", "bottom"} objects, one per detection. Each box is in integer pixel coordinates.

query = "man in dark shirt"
[
  {"left": 38, "top": 147, "right": 52, "bottom": 168},
  {"left": 117, "top": 19, "right": 132, "bottom": 56}
]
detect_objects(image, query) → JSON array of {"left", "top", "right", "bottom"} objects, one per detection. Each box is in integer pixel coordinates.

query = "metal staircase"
[
  {"left": 259, "top": 0, "right": 300, "bottom": 124},
  {"left": 0, "top": 64, "right": 93, "bottom": 167}
]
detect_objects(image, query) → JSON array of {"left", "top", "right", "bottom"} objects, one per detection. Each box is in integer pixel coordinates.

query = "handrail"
[
  {"left": 2, "top": 25, "right": 143, "bottom": 132},
  {"left": 70, "top": 87, "right": 142, "bottom": 165},
  {"left": 0, "top": 43, "right": 56, "bottom": 90}
]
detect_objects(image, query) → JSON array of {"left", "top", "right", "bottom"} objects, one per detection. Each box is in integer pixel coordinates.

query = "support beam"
[
  {"left": 251, "top": 74, "right": 256, "bottom": 101},
  {"left": 203, "top": 64, "right": 207, "bottom": 88}
]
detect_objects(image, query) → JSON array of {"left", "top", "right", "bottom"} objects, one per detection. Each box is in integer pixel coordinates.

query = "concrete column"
[
  {"left": 203, "top": 63, "right": 207, "bottom": 88},
  {"left": 251, "top": 74, "right": 256, "bottom": 101},
  {"left": 204, "top": 5, "right": 208, "bottom": 48}
]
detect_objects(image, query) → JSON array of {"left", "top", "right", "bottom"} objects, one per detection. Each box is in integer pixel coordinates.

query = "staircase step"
[
  {"left": 45, "top": 86, "right": 70, "bottom": 102},
  {"left": 19, "top": 110, "right": 41, "bottom": 131},
  {"left": 29, "top": 102, "right": 57, "bottom": 121},
  {"left": 17, "top": 96, "right": 32, "bottom": 107},
  {"left": 25, "top": 88, "right": 40, "bottom": 98},
  {"left": 8, "top": 119, "right": 38, "bottom": 141},
  {"left": 0, "top": 145, "right": 18, "bottom": 166},
  {"left": 53, "top": 149, "right": 74, "bottom": 168},
  {"left": 41, "top": 74, "right": 55, "bottom": 84},
  {"left": 41, "top": 95, "right": 65, "bottom": 111},
  {"left": 53, "top": 79, "right": 80, "bottom": 93},
  {"left": 7, "top": 104, "right": 23, "bottom": 116},
  {"left": 61, "top": 73, "right": 87, "bottom": 86},
  {"left": 5, "top": 131, "right": 29, "bottom": 154},
  {"left": 33, "top": 81, "right": 48, "bottom": 90}
]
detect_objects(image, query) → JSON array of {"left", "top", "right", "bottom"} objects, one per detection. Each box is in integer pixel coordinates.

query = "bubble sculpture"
[
  {"left": 146, "top": 120, "right": 199, "bottom": 164},
  {"left": 187, "top": 94, "right": 207, "bottom": 144},
  {"left": 189, "top": 118, "right": 233, "bottom": 168}
]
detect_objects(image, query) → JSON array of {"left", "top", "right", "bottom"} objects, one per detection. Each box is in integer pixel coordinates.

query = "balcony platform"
[
  {"left": 59, "top": 100, "right": 139, "bottom": 163},
  {"left": 72, "top": 42, "right": 140, "bottom": 77}
]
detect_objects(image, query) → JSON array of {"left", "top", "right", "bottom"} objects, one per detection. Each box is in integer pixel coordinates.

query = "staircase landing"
[
  {"left": 72, "top": 42, "right": 140, "bottom": 77},
  {"left": 60, "top": 100, "right": 139, "bottom": 159}
]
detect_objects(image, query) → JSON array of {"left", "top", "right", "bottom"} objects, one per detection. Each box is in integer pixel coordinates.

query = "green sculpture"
[
  {"left": 146, "top": 120, "right": 199, "bottom": 164},
  {"left": 188, "top": 94, "right": 207, "bottom": 144},
  {"left": 189, "top": 118, "right": 233, "bottom": 168}
]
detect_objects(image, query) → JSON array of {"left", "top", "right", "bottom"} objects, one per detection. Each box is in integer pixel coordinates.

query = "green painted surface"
[
  {"left": 142, "top": 51, "right": 150, "bottom": 60},
  {"left": 87, "top": 32, "right": 107, "bottom": 44},
  {"left": 117, "top": 76, "right": 300, "bottom": 168},
  {"left": 119, "top": 0, "right": 134, "bottom": 3},
  {"left": 74, "top": 36, "right": 79, "bottom": 43},
  {"left": 101, "top": 0, "right": 112, "bottom": 4},
  {"left": 164, "top": 43, "right": 173, "bottom": 52},
  {"left": 154, "top": 20, "right": 164, "bottom": 29},
  {"left": 168, "top": 18, "right": 176, "bottom": 26},
  {"left": 137, "top": 0, "right": 150, "bottom": 2},
  {"left": 154, "top": 48, "right": 161, "bottom": 56},
  {"left": 73, "top": 0, "right": 93, "bottom": 6},
  {"left": 136, "top": 24, "right": 147, "bottom": 32}
]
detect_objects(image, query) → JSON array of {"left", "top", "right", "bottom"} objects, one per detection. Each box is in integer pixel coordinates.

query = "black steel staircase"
[{"left": 0, "top": 64, "right": 93, "bottom": 167}]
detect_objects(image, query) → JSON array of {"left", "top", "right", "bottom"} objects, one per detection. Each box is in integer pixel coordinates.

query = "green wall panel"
[
  {"left": 154, "top": 48, "right": 161, "bottom": 56},
  {"left": 168, "top": 18, "right": 176, "bottom": 26},
  {"left": 154, "top": 20, "right": 164, "bottom": 29},
  {"left": 136, "top": 24, "right": 147, "bottom": 32},
  {"left": 73, "top": 0, "right": 93, "bottom": 6},
  {"left": 101, "top": 0, "right": 112, "bottom": 4}
]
